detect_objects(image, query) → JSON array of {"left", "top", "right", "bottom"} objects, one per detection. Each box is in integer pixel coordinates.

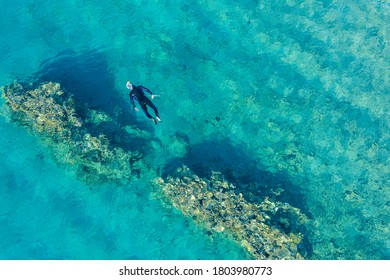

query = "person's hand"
[
  {"left": 151, "top": 94, "right": 160, "bottom": 99},
  {"left": 134, "top": 107, "right": 139, "bottom": 111}
]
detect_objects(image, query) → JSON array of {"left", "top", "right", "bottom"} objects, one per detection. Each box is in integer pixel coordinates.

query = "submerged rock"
[
  {"left": 155, "top": 165, "right": 308, "bottom": 260},
  {"left": 2, "top": 81, "right": 143, "bottom": 184}
]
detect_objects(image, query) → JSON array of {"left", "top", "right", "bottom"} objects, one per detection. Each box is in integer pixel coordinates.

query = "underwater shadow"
[
  {"left": 162, "top": 137, "right": 313, "bottom": 258},
  {"left": 164, "top": 138, "right": 306, "bottom": 209},
  {"left": 32, "top": 49, "right": 154, "bottom": 152}
]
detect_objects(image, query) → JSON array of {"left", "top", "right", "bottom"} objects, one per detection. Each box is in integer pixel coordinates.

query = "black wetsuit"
[{"left": 129, "top": 85, "right": 160, "bottom": 122}]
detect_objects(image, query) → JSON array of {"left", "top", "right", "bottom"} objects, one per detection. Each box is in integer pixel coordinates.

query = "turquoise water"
[{"left": 0, "top": 0, "right": 389, "bottom": 259}]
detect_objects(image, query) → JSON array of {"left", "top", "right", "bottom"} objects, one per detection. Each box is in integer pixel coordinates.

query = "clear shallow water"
[{"left": 0, "top": 0, "right": 389, "bottom": 259}]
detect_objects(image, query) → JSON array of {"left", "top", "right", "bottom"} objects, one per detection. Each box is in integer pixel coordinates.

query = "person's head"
[{"left": 126, "top": 81, "right": 133, "bottom": 90}]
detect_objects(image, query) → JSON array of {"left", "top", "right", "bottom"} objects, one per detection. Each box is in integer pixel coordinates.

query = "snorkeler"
[{"left": 126, "top": 81, "right": 161, "bottom": 124}]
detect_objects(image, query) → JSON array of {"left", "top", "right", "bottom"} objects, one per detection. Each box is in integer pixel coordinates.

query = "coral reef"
[
  {"left": 155, "top": 165, "right": 307, "bottom": 259},
  {"left": 2, "top": 81, "right": 142, "bottom": 184},
  {"left": 2, "top": 81, "right": 308, "bottom": 259}
]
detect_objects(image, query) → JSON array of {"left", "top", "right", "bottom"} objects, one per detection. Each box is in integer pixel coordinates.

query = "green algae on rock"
[
  {"left": 155, "top": 165, "right": 307, "bottom": 260},
  {"left": 2, "top": 81, "right": 142, "bottom": 184}
]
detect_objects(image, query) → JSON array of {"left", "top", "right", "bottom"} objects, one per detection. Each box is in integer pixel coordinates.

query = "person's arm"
[
  {"left": 140, "top": 86, "right": 160, "bottom": 99},
  {"left": 140, "top": 86, "right": 153, "bottom": 95},
  {"left": 129, "top": 94, "right": 139, "bottom": 111}
]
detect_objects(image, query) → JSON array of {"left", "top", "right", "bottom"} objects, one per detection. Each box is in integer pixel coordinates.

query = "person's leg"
[
  {"left": 145, "top": 98, "right": 159, "bottom": 118},
  {"left": 140, "top": 103, "right": 154, "bottom": 119}
]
